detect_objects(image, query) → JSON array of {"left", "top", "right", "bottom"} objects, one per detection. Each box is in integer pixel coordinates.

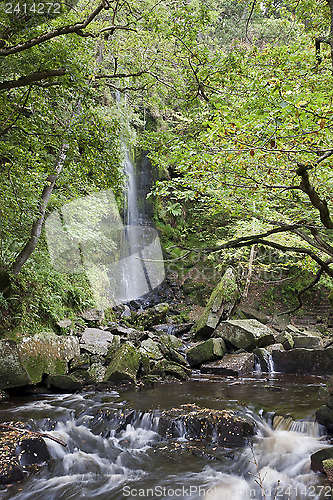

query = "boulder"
[
  {"left": 215, "top": 319, "right": 275, "bottom": 350},
  {"left": 44, "top": 374, "right": 84, "bottom": 392},
  {"left": 135, "top": 303, "right": 170, "bottom": 329},
  {"left": 316, "top": 405, "right": 333, "bottom": 431},
  {"left": 274, "top": 332, "right": 294, "bottom": 350},
  {"left": 139, "top": 338, "right": 163, "bottom": 360},
  {"left": 158, "top": 344, "right": 188, "bottom": 367},
  {"left": 272, "top": 347, "right": 333, "bottom": 374},
  {"left": 81, "top": 308, "right": 104, "bottom": 326},
  {"left": 103, "top": 343, "right": 142, "bottom": 384},
  {"left": 238, "top": 306, "right": 270, "bottom": 324},
  {"left": 293, "top": 335, "right": 323, "bottom": 349},
  {"left": 80, "top": 328, "right": 115, "bottom": 356},
  {"left": 88, "top": 363, "right": 106, "bottom": 383},
  {"left": 311, "top": 448, "right": 333, "bottom": 473},
  {"left": 105, "top": 336, "right": 121, "bottom": 364},
  {"left": 0, "top": 423, "right": 50, "bottom": 486},
  {"left": 151, "top": 360, "right": 191, "bottom": 381},
  {"left": 186, "top": 338, "right": 226, "bottom": 367},
  {"left": 158, "top": 334, "right": 183, "bottom": 351},
  {"left": 158, "top": 404, "right": 255, "bottom": 447},
  {"left": 194, "top": 267, "right": 239, "bottom": 338},
  {"left": 0, "top": 333, "right": 80, "bottom": 389},
  {"left": 201, "top": 352, "right": 254, "bottom": 377}
]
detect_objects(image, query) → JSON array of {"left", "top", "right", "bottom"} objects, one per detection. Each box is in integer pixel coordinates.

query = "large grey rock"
[
  {"left": 104, "top": 343, "right": 142, "bottom": 384},
  {"left": 293, "top": 335, "right": 323, "bottom": 349},
  {"left": 194, "top": 268, "right": 239, "bottom": 338},
  {"left": 201, "top": 352, "right": 254, "bottom": 377},
  {"left": 139, "top": 339, "right": 163, "bottom": 360},
  {"left": 0, "top": 333, "right": 80, "bottom": 389},
  {"left": 157, "top": 404, "right": 255, "bottom": 447},
  {"left": 215, "top": 319, "right": 275, "bottom": 350},
  {"left": 186, "top": 338, "right": 226, "bottom": 367},
  {"left": 238, "top": 306, "right": 270, "bottom": 324},
  {"left": 80, "top": 328, "right": 115, "bottom": 356},
  {"left": 272, "top": 347, "right": 333, "bottom": 374},
  {"left": 81, "top": 308, "right": 104, "bottom": 325},
  {"left": 44, "top": 374, "right": 84, "bottom": 392},
  {"left": 316, "top": 405, "right": 333, "bottom": 431}
]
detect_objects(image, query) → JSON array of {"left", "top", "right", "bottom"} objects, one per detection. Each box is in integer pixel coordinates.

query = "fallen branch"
[{"left": 0, "top": 423, "right": 67, "bottom": 447}]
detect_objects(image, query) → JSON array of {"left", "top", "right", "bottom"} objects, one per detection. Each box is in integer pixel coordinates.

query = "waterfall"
[{"left": 111, "top": 93, "right": 165, "bottom": 304}]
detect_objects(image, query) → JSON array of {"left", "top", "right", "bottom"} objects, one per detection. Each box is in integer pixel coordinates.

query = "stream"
[{"left": 0, "top": 372, "right": 332, "bottom": 500}]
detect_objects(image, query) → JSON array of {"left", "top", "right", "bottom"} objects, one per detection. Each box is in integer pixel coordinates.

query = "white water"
[{"left": 0, "top": 392, "right": 330, "bottom": 500}]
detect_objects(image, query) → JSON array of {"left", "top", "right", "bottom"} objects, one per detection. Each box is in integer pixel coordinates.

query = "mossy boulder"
[
  {"left": 103, "top": 343, "right": 142, "bottom": 384},
  {"left": 316, "top": 405, "right": 333, "bottom": 431},
  {"left": 311, "top": 448, "right": 333, "bottom": 473},
  {"left": 44, "top": 374, "right": 84, "bottom": 392},
  {"left": 194, "top": 267, "right": 239, "bottom": 339},
  {"left": 215, "top": 319, "right": 275, "bottom": 350},
  {"left": 275, "top": 332, "right": 294, "bottom": 350},
  {"left": 151, "top": 360, "right": 191, "bottom": 381},
  {"left": 0, "top": 333, "right": 79, "bottom": 389},
  {"left": 134, "top": 303, "right": 170, "bottom": 329},
  {"left": 186, "top": 338, "right": 226, "bottom": 367},
  {"left": 158, "top": 404, "right": 255, "bottom": 447}
]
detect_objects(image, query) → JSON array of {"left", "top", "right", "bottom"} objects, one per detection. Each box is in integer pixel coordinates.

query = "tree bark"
[
  {"left": 11, "top": 142, "right": 69, "bottom": 275},
  {"left": 0, "top": 68, "right": 65, "bottom": 90}
]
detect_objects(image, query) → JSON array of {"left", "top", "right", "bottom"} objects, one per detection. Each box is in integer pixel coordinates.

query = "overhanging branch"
[{"left": 0, "top": 68, "right": 66, "bottom": 90}]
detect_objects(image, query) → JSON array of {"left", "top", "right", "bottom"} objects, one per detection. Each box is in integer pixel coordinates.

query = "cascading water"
[
  {"left": 0, "top": 376, "right": 331, "bottom": 500},
  {"left": 112, "top": 96, "right": 164, "bottom": 304}
]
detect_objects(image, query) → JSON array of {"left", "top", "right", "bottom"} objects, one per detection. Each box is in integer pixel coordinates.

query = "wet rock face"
[
  {"left": 0, "top": 422, "right": 50, "bottom": 486},
  {"left": 200, "top": 352, "right": 254, "bottom": 377},
  {"left": 158, "top": 404, "right": 255, "bottom": 447},
  {"left": 311, "top": 448, "right": 333, "bottom": 473},
  {"left": 273, "top": 348, "right": 333, "bottom": 375}
]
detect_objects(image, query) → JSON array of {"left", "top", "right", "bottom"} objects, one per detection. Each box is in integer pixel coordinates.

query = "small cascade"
[
  {"left": 254, "top": 354, "right": 262, "bottom": 373},
  {"left": 263, "top": 348, "right": 276, "bottom": 373},
  {"left": 272, "top": 415, "right": 324, "bottom": 437}
]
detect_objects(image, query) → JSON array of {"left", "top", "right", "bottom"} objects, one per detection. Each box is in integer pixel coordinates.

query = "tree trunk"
[{"left": 11, "top": 143, "right": 68, "bottom": 275}]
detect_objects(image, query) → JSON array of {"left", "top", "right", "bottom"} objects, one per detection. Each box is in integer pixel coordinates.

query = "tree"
[{"left": 146, "top": 0, "right": 333, "bottom": 307}]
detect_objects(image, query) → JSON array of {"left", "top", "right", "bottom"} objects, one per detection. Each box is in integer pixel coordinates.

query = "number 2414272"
[{"left": 4, "top": 3, "right": 61, "bottom": 14}]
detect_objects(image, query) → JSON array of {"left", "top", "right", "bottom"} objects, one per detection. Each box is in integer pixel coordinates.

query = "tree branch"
[
  {"left": 0, "top": 68, "right": 66, "bottom": 90},
  {"left": 296, "top": 163, "right": 333, "bottom": 229},
  {"left": 0, "top": 3, "right": 105, "bottom": 56},
  {"left": 277, "top": 261, "right": 333, "bottom": 316}
]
